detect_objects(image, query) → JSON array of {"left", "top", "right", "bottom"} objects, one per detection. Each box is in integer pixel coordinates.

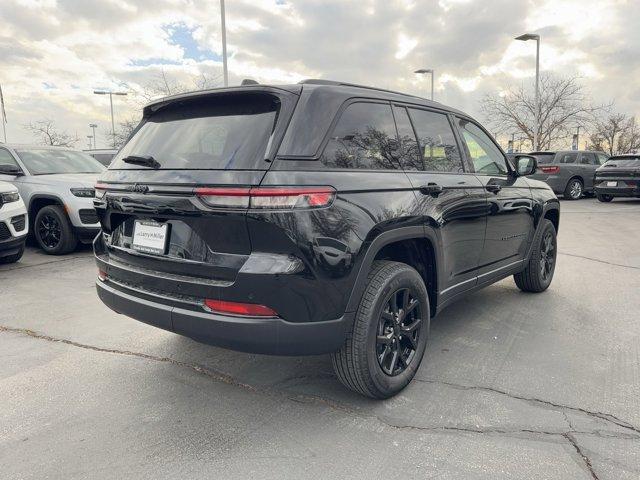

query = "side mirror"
[
  {"left": 0, "top": 164, "right": 23, "bottom": 176},
  {"left": 514, "top": 155, "right": 537, "bottom": 176}
]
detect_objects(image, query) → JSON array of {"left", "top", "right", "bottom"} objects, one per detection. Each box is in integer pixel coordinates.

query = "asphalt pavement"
[{"left": 1, "top": 198, "right": 639, "bottom": 479}]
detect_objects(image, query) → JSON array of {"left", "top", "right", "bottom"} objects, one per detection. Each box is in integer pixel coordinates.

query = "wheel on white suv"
[{"left": 34, "top": 205, "right": 78, "bottom": 255}]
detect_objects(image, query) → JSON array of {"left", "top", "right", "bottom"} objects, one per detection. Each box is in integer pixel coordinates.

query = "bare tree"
[
  {"left": 137, "top": 69, "right": 221, "bottom": 105},
  {"left": 23, "top": 120, "right": 79, "bottom": 147},
  {"left": 481, "top": 74, "right": 606, "bottom": 151},
  {"left": 106, "top": 117, "right": 140, "bottom": 149},
  {"left": 588, "top": 113, "right": 640, "bottom": 155}
]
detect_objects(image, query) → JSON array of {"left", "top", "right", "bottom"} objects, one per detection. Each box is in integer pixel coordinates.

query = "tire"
[
  {"left": 514, "top": 219, "right": 557, "bottom": 293},
  {"left": 563, "top": 178, "right": 583, "bottom": 200},
  {"left": 34, "top": 205, "right": 78, "bottom": 255},
  {"left": 331, "top": 260, "right": 430, "bottom": 399},
  {"left": 597, "top": 194, "right": 614, "bottom": 203},
  {"left": 0, "top": 244, "right": 25, "bottom": 264}
]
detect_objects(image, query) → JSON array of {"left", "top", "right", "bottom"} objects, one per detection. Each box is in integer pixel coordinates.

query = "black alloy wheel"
[
  {"left": 376, "top": 288, "right": 423, "bottom": 376},
  {"left": 539, "top": 230, "right": 556, "bottom": 283},
  {"left": 38, "top": 213, "right": 62, "bottom": 249}
]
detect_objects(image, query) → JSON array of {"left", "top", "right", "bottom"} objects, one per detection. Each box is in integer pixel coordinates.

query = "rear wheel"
[
  {"left": 564, "top": 178, "right": 583, "bottom": 200},
  {"left": 514, "top": 219, "right": 557, "bottom": 293},
  {"left": 597, "top": 193, "right": 614, "bottom": 203},
  {"left": 34, "top": 205, "right": 78, "bottom": 255},
  {"left": 331, "top": 260, "right": 430, "bottom": 399}
]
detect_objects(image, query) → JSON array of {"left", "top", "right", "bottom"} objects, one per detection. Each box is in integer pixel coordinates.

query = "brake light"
[
  {"left": 204, "top": 299, "right": 278, "bottom": 317},
  {"left": 97, "top": 269, "right": 107, "bottom": 281},
  {"left": 94, "top": 183, "right": 107, "bottom": 200},
  {"left": 540, "top": 166, "right": 560, "bottom": 174},
  {"left": 195, "top": 186, "right": 336, "bottom": 209}
]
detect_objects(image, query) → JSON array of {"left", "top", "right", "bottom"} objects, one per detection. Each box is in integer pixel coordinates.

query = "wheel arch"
[{"left": 345, "top": 226, "right": 441, "bottom": 317}]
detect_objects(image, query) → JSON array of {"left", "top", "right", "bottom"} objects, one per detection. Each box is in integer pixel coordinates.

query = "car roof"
[
  {"left": 608, "top": 154, "right": 640, "bottom": 159},
  {"left": 530, "top": 150, "right": 605, "bottom": 155}
]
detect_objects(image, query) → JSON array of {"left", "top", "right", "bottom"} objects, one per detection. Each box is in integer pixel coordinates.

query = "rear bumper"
[
  {"left": 96, "top": 279, "right": 352, "bottom": 356},
  {"left": 594, "top": 185, "right": 640, "bottom": 197},
  {"left": 529, "top": 174, "right": 565, "bottom": 194}
]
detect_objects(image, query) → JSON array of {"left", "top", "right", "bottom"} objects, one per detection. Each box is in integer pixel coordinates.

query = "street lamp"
[
  {"left": 220, "top": 0, "right": 228, "bottom": 87},
  {"left": 414, "top": 69, "right": 435, "bottom": 101},
  {"left": 93, "top": 90, "right": 127, "bottom": 148},
  {"left": 89, "top": 123, "right": 97, "bottom": 149},
  {"left": 87, "top": 135, "right": 93, "bottom": 149},
  {"left": 515, "top": 33, "right": 540, "bottom": 150}
]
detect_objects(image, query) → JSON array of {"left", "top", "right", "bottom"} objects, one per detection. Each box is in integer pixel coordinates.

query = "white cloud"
[{"left": 395, "top": 33, "right": 418, "bottom": 60}]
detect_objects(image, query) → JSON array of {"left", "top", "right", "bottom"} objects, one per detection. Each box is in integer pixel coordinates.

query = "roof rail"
[{"left": 299, "top": 79, "right": 423, "bottom": 100}]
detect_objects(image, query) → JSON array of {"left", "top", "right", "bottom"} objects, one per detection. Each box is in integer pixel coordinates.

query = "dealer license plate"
[
  {"left": 607, "top": 181, "right": 617, "bottom": 187},
  {"left": 132, "top": 220, "right": 169, "bottom": 255}
]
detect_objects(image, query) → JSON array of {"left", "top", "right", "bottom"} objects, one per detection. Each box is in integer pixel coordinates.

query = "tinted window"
[
  {"left": 580, "top": 153, "right": 597, "bottom": 165},
  {"left": 392, "top": 106, "right": 421, "bottom": 170},
  {"left": 0, "top": 148, "right": 19, "bottom": 168},
  {"left": 603, "top": 157, "right": 640, "bottom": 168},
  {"left": 532, "top": 153, "right": 555, "bottom": 165},
  {"left": 111, "top": 93, "right": 278, "bottom": 170},
  {"left": 597, "top": 153, "right": 608, "bottom": 165},
  {"left": 409, "top": 109, "right": 463, "bottom": 173},
  {"left": 558, "top": 153, "right": 577, "bottom": 164},
  {"left": 321, "top": 102, "right": 399, "bottom": 170},
  {"left": 457, "top": 118, "right": 508, "bottom": 175},
  {"left": 15, "top": 149, "right": 105, "bottom": 175}
]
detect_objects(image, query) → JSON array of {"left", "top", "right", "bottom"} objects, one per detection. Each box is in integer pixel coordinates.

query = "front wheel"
[
  {"left": 597, "top": 193, "right": 614, "bottom": 203},
  {"left": 34, "top": 205, "right": 78, "bottom": 255},
  {"left": 514, "top": 219, "right": 557, "bottom": 293},
  {"left": 332, "top": 261, "right": 430, "bottom": 399},
  {"left": 564, "top": 178, "right": 583, "bottom": 200}
]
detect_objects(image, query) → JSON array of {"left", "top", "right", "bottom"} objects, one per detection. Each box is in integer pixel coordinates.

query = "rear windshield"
[
  {"left": 532, "top": 153, "right": 555, "bottom": 164},
  {"left": 110, "top": 93, "right": 279, "bottom": 170},
  {"left": 603, "top": 158, "right": 640, "bottom": 168},
  {"left": 16, "top": 149, "right": 106, "bottom": 175}
]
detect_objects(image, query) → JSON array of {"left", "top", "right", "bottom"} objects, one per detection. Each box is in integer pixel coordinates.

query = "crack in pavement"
[
  {"left": 0, "top": 255, "right": 88, "bottom": 273},
  {"left": 415, "top": 378, "right": 640, "bottom": 436},
  {"left": 2, "top": 325, "right": 636, "bottom": 479},
  {"left": 558, "top": 252, "right": 640, "bottom": 271}
]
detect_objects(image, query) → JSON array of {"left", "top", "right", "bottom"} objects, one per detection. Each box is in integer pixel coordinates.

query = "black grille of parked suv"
[
  {"left": 11, "top": 215, "right": 26, "bottom": 232},
  {"left": 93, "top": 79, "right": 561, "bottom": 399},
  {"left": 0, "top": 223, "right": 11, "bottom": 241},
  {"left": 79, "top": 209, "right": 99, "bottom": 225}
]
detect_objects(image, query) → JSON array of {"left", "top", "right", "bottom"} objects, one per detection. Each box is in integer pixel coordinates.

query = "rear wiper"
[{"left": 122, "top": 155, "right": 161, "bottom": 169}]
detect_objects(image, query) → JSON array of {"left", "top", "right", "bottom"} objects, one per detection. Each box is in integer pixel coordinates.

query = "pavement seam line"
[
  {"left": 415, "top": 378, "right": 640, "bottom": 436},
  {"left": 562, "top": 432, "right": 600, "bottom": 480},
  {"left": 557, "top": 252, "right": 640, "bottom": 270}
]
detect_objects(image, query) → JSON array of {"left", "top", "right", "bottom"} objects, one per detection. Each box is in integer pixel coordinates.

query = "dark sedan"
[{"left": 594, "top": 155, "right": 640, "bottom": 202}]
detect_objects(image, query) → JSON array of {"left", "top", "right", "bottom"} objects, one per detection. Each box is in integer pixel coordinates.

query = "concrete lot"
[{"left": 1, "top": 198, "right": 639, "bottom": 479}]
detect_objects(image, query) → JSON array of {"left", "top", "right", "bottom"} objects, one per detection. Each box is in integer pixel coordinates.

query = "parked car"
[
  {"left": 0, "top": 145, "right": 105, "bottom": 254},
  {"left": 93, "top": 80, "right": 559, "bottom": 398},
  {"left": 85, "top": 149, "right": 118, "bottom": 167},
  {"left": 528, "top": 150, "right": 608, "bottom": 199},
  {"left": 0, "top": 180, "right": 28, "bottom": 264},
  {"left": 594, "top": 154, "right": 640, "bottom": 202}
]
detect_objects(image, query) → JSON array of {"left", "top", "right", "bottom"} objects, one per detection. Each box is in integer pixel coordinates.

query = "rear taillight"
[
  {"left": 540, "top": 166, "right": 560, "bottom": 174},
  {"left": 97, "top": 269, "right": 107, "bottom": 281},
  {"left": 94, "top": 183, "right": 107, "bottom": 200},
  {"left": 204, "top": 299, "right": 278, "bottom": 317},
  {"left": 195, "top": 186, "right": 336, "bottom": 209}
]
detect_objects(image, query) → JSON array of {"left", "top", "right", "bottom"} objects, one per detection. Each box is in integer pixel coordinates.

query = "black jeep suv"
[{"left": 93, "top": 80, "right": 559, "bottom": 398}]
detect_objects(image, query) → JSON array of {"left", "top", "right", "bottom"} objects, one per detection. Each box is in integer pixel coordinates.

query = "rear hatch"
[
  {"left": 595, "top": 157, "right": 640, "bottom": 187},
  {"left": 94, "top": 87, "right": 300, "bottom": 292}
]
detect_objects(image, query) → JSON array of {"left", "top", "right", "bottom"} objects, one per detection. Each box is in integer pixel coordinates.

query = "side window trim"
[{"left": 454, "top": 116, "right": 512, "bottom": 176}]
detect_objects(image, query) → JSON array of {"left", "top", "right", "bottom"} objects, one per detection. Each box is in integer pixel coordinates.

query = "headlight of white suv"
[
  {"left": 70, "top": 188, "right": 96, "bottom": 198},
  {"left": 0, "top": 191, "right": 20, "bottom": 203}
]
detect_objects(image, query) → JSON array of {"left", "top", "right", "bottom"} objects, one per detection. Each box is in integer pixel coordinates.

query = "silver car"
[
  {"left": 528, "top": 150, "right": 609, "bottom": 200},
  {"left": 0, "top": 144, "right": 105, "bottom": 254}
]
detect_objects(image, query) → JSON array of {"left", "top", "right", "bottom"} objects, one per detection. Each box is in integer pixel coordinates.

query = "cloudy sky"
[{"left": 1, "top": 0, "right": 638, "bottom": 148}]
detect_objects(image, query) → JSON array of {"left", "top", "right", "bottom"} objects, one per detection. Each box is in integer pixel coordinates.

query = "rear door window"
[
  {"left": 110, "top": 93, "right": 279, "bottom": 170},
  {"left": 321, "top": 102, "right": 399, "bottom": 170},
  {"left": 532, "top": 153, "right": 555, "bottom": 165},
  {"left": 392, "top": 106, "right": 421, "bottom": 171},
  {"left": 408, "top": 108, "right": 463, "bottom": 173},
  {"left": 558, "top": 153, "right": 578, "bottom": 164}
]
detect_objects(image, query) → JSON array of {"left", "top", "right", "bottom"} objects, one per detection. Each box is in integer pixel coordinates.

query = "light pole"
[
  {"left": 87, "top": 135, "right": 93, "bottom": 149},
  {"left": 515, "top": 33, "right": 540, "bottom": 150},
  {"left": 220, "top": 0, "right": 229, "bottom": 87},
  {"left": 93, "top": 90, "right": 127, "bottom": 148},
  {"left": 414, "top": 69, "right": 434, "bottom": 100},
  {"left": 89, "top": 123, "right": 97, "bottom": 149}
]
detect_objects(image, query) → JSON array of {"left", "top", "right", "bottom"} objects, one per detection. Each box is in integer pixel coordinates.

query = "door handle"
[
  {"left": 486, "top": 184, "right": 502, "bottom": 194},
  {"left": 419, "top": 183, "right": 444, "bottom": 197}
]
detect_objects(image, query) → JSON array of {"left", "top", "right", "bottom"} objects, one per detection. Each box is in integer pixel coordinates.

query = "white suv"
[{"left": 0, "top": 180, "right": 28, "bottom": 264}]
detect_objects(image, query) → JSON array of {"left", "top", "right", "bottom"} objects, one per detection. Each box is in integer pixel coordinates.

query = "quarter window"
[
  {"left": 321, "top": 102, "right": 399, "bottom": 170},
  {"left": 580, "top": 153, "right": 597, "bottom": 165},
  {"left": 596, "top": 153, "right": 608, "bottom": 165},
  {"left": 408, "top": 109, "right": 463, "bottom": 173},
  {"left": 457, "top": 119, "right": 508, "bottom": 175}
]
